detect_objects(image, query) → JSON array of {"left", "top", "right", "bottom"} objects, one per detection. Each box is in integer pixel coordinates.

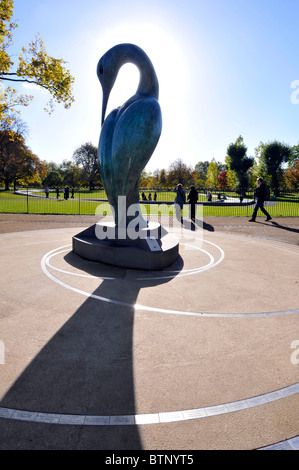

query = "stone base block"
[{"left": 72, "top": 222, "right": 179, "bottom": 270}]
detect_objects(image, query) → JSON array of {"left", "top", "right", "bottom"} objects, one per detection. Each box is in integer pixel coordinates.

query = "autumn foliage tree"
[
  {"left": 283, "top": 159, "right": 299, "bottom": 189},
  {"left": 217, "top": 170, "right": 228, "bottom": 190},
  {"left": 205, "top": 159, "right": 219, "bottom": 188},
  {"left": 166, "top": 158, "right": 194, "bottom": 187},
  {"left": 0, "top": 0, "right": 74, "bottom": 125},
  {"left": 0, "top": 128, "right": 46, "bottom": 188}
]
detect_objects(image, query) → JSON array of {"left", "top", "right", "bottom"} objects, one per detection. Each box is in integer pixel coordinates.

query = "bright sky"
[{"left": 7, "top": 0, "right": 299, "bottom": 172}]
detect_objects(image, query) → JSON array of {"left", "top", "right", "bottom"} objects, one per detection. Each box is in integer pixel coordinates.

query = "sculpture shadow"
[{"left": 0, "top": 251, "right": 183, "bottom": 450}]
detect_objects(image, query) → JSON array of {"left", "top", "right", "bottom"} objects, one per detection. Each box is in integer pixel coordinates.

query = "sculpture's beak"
[{"left": 101, "top": 93, "right": 108, "bottom": 126}]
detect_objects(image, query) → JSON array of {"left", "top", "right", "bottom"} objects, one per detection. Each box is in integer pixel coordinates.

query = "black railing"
[{"left": 0, "top": 187, "right": 298, "bottom": 217}]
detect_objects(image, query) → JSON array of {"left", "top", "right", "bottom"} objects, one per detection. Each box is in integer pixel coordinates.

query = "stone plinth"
[{"left": 72, "top": 222, "right": 179, "bottom": 270}]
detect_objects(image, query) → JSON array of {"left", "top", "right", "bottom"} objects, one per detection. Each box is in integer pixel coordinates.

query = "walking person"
[
  {"left": 249, "top": 177, "right": 272, "bottom": 222},
  {"left": 175, "top": 183, "right": 186, "bottom": 223},
  {"left": 187, "top": 185, "right": 198, "bottom": 221},
  {"left": 64, "top": 186, "right": 70, "bottom": 200}
]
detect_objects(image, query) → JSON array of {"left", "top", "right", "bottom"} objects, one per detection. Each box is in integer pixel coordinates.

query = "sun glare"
[{"left": 105, "top": 64, "right": 140, "bottom": 117}]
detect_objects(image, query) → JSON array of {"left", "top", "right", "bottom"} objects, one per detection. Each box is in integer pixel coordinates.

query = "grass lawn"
[{"left": 0, "top": 189, "right": 298, "bottom": 217}]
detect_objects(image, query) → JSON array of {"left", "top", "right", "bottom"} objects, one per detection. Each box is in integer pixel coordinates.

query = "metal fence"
[{"left": 0, "top": 187, "right": 298, "bottom": 217}]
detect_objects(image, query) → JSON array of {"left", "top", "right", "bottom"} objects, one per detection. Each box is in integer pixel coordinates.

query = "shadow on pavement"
[
  {"left": 269, "top": 220, "right": 299, "bottom": 235},
  {"left": 254, "top": 220, "right": 299, "bottom": 235},
  {"left": 180, "top": 217, "right": 214, "bottom": 233},
  {"left": 0, "top": 252, "right": 183, "bottom": 449}
]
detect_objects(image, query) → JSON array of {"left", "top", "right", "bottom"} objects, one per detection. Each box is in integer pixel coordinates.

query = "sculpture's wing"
[{"left": 111, "top": 97, "right": 162, "bottom": 201}]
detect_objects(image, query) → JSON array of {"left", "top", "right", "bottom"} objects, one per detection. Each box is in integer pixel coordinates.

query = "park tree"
[
  {"left": 158, "top": 168, "right": 167, "bottom": 188},
  {"left": 72, "top": 142, "right": 101, "bottom": 189},
  {"left": 42, "top": 160, "right": 60, "bottom": 174},
  {"left": 290, "top": 143, "right": 299, "bottom": 164},
  {"left": 150, "top": 169, "right": 160, "bottom": 188},
  {"left": 194, "top": 160, "right": 209, "bottom": 187},
  {"left": 260, "top": 141, "right": 291, "bottom": 195},
  {"left": 57, "top": 159, "right": 83, "bottom": 187},
  {"left": 224, "top": 155, "right": 238, "bottom": 189},
  {"left": 139, "top": 170, "right": 153, "bottom": 188},
  {"left": 247, "top": 158, "right": 260, "bottom": 188},
  {"left": 42, "top": 170, "right": 63, "bottom": 188},
  {"left": 253, "top": 142, "right": 270, "bottom": 184},
  {"left": 205, "top": 159, "right": 219, "bottom": 189},
  {"left": 283, "top": 159, "right": 299, "bottom": 189},
  {"left": 166, "top": 158, "right": 193, "bottom": 187},
  {"left": 217, "top": 170, "right": 228, "bottom": 190},
  {"left": 0, "top": 0, "right": 74, "bottom": 124},
  {"left": 226, "top": 136, "right": 254, "bottom": 192},
  {"left": 65, "top": 166, "right": 83, "bottom": 188},
  {"left": 0, "top": 129, "right": 46, "bottom": 188},
  {"left": 284, "top": 144, "right": 299, "bottom": 189}
]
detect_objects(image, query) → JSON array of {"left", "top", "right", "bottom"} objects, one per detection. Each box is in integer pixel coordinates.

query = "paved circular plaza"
[{"left": 0, "top": 215, "right": 298, "bottom": 449}]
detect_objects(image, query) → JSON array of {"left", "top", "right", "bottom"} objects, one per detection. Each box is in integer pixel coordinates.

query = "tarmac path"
[{"left": 0, "top": 214, "right": 298, "bottom": 450}]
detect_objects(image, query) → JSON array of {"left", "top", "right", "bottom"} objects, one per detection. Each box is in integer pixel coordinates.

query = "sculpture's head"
[
  {"left": 97, "top": 44, "right": 159, "bottom": 126},
  {"left": 97, "top": 44, "right": 134, "bottom": 125},
  {"left": 97, "top": 52, "right": 118, "bottom": 126}
]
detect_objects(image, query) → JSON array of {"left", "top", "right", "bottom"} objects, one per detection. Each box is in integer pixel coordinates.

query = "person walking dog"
[{"left": 249, "top": 177, "right": 272, "bottom": 222}]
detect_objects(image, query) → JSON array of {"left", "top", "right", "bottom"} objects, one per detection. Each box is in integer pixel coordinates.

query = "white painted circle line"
[
  {"left": 41, "top": 245, "right": 299, "bottom": 318},
  {"left": 44, "top": 238, "right": 225, "bottom": 281},
  {"left": 0, "top": 382, "right": 298, "bottom": 426},
  {"left": 46, "top": 249, "right": 115, "bottom": 280},
  {"left": 45, "top": 246, "right": 215, "bottom": 279},
  {"left": 137, "top": 239, "right": 225, "bottom": 280},
  {"left": 2, "top": 232, "right": 298, "bottom": 433}
]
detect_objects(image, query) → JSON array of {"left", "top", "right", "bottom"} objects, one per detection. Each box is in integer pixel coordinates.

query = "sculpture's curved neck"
[{"left": 113, "top": 44, "right": 159, "bottom": 100}]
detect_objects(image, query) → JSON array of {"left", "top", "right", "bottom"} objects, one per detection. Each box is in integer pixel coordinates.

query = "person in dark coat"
[
  {"left": 175, "top": 183, "right": 186, "bottom": 222},
  {"left": 249, "top": 177, "right": 272, "bottom": 222},
  {"left": 64, "top": 186, "right": 70, "bottom": 200},
  {"left": 187, "top": 185, "right": 198, "bottom": 221}
]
